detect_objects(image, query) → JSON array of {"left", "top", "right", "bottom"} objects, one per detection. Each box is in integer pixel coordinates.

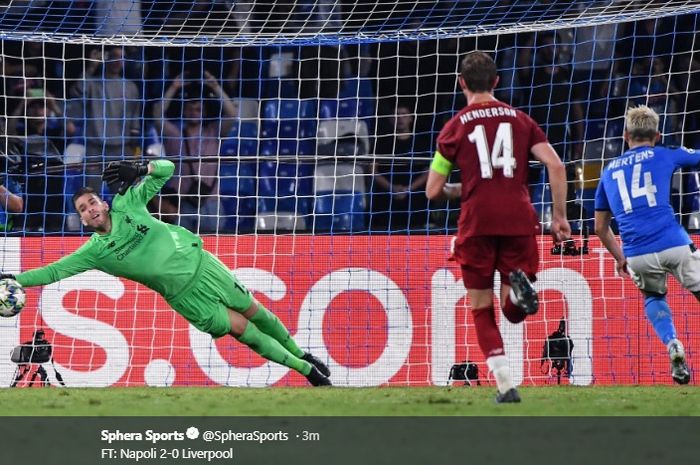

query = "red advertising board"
[{"left": 10, "top": 235, "right": 699, "bottom": 387}]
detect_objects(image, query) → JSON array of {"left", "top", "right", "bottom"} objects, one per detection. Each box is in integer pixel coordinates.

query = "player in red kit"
[{"left": 426, "top": 51, "right": 570, "bottom": 403}]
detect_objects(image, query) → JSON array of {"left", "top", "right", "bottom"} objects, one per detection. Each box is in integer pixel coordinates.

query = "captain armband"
[{"left": 430, "top": 151, "right": 453, "bottom": 176}]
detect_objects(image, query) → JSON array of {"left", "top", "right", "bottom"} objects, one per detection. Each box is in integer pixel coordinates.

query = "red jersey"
[{"left": 436, "top": 100, "right": 548, "bottom": 238}]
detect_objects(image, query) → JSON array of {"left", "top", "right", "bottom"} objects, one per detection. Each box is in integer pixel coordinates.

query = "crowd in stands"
[{"left": 1, "top": 9, "right": 700, "bottom": 235}]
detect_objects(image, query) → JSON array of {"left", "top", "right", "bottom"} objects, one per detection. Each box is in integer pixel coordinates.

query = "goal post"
[{"left": 0, "top": 1, "right": 699, "bottom": 387}]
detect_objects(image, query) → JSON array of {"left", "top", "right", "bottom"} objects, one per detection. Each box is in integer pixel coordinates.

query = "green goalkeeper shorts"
[{"left": 169, "top": 251, "right": 253, "bottom": 338}]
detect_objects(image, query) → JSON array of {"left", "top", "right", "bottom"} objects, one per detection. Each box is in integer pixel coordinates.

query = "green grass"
[{"left": 0, "top": 386, "right": 699, "bottom": 416}]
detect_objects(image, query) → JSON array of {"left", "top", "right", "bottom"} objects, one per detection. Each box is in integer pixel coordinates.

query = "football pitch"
[{"left": 0, "top": 386, "right": 699, "bottom": 416}]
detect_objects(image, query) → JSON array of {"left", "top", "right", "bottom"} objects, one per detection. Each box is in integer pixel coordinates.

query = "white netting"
[
  {"left": 0, "top": 1, "right": 699, "bottom": 386},
  {"left": 0, "top": 1, "right": 698, "bottom": 45}
]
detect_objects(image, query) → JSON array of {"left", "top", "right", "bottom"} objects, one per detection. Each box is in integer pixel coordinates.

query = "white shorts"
[{"left": 627, "top": 244, "right": 700, "bottom": 294}]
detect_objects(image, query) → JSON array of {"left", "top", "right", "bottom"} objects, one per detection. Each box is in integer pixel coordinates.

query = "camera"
[
  {"left": 10, "top": 329, "right": 65, "bottom": 387},
  {"left": 10, "top": 329, "right": 52, "bottom": 364},
  {"left": 448, "top": 361, "right": 481, "bottom": 386},
  {"left": 551, "top": 226, "right": 590, "bottom": 256}
]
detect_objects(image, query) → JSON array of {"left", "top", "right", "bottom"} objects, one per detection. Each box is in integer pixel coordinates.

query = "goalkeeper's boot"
[
  {"left": 305, "top": 366, "right": 332, "bottom": 387},
  {"left": 668, "top": 340, "right": 691, "bottom": 385},
  {"left": 509, "top": 269, "right": 539, "bottom": 315},
  {"left": 495, "top": 388, "right": 521, "bottom": 404},
  {"left": 302, "top": 352, "right": 331, "bottom": 377}
]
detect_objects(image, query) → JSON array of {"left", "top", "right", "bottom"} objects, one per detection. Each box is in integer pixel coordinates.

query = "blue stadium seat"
[
  {"left": 318, "top": 99, "right": 339, "bottom": 119},
  {"left": 262, "top": 79, "right": 298, "bottom": 98},
  {"left": 258, "top": 162, "right": 310, "bottom": 214},
  {"left": 220, "top": 137, "right": 238, "bottom": 158},
  {"left": 314, "top": 192, "right": 366, "bottom": 232},
  {"left": 339, "top": 78, "right": 375, "bottom": 124},
  {"left": 337, "top": 99, "right": 358, "bottom": 118},
  {"left": 220, "top": 163, "right": 257, "bottom": 197},
  {"left": 222, "top": 99, "right": 260, "bottom": 158},
  {"left": 312, "top": 163, "right": 367, "bottom": 233},
  {"left": 298, "top": 99, "right": 317, "bottom": 156},
  {"left": 219, "top": 162, "right": 257, "bottom": 232},
  {"left": 260, "top": 99, "right": 316, "bottom": 157},
  {"left": 297, "top": 163, "right": 314, "bottom": 217},
  {"left": 262, "top": 99, "right": 300, "bottom": 120},
  {"left": 299, "top": 98, "right": 317, "bottom": 120},
  {"left": 222, "top": 121, "right": 260, "bottom": 157},
  {"left": 340, "top": 78, "right": 364, "bottom": 98},
  {"left": 238, "top": 121, "right": 259, "bottom": 156}
]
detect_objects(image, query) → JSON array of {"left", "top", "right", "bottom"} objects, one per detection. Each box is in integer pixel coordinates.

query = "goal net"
[{"left": 0, "top": 0, "right": 699, "bottom": 387}]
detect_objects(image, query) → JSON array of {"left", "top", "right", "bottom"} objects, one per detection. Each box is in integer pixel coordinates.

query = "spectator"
[
  {"left": 608, "top": 17, "right": 674, "bottom": 117},
  {"left": 222, "top": 48, "right": 262, "bottom": 99},
  {"left": 68, "top": 46, "right": 142, "bottom": 193},
  {"left": 672, "top": 54, "right": 700, "bottom": 148},
  {"left": 152, "top": 70, "right": 237, "bottom": 232},
  {"left": 519, "top": 31, "right": 585, "bottom": 224},
  {"left": 493, "top": 34, "right": 522, "bottom": 108},
  {"left": 7, "top": 97, "right": 75, "bottom": 231},
  {"left": 616, "top": 18, "right": 674, "bottom": 76},
  {"left": 569, "top": 2, "right": 623, "bottom": 120},
  {"left": 94, "top": 0, "right": 142, "bottom": 36},
  {"left": 148, "top": 0, "right": 242, "bottom": 37},
  {"left": 370, "top": 102, "right": 431, "bottom": 232},
  {"left": 8, "top": 90, "right": 77, "bottom": 153},
  {"left": 0, "top": 166, "right": 24, "bottom": 232},
  {"left": 375, "top": 37, "right": 437, "bottom": 120},
  {"left": 519, "top": 31, "right": 584, "bottom": 163},
  {"left": 1, "top": 40, "right": 64, "bottom": 117},
  {"left": 627, "top": 57, "right": 682, "bottom": 145}
]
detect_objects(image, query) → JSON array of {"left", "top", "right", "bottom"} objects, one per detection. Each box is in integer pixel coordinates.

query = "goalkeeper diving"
[{"left": 1, "top": 159, "right": 332, "bottom": 386}]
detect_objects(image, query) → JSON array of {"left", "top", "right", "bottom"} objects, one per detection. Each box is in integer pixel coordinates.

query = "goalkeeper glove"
[
  {"left": 0, "top": 273, "right": 16, "bottom": 280},
  {"left": 102, "top": 161, "right": 149, "bottom": 195}
]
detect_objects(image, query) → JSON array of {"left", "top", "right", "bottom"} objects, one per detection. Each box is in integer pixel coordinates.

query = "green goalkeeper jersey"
[{"left": 16, "top": 160, "right": 206, "bottom": 301}]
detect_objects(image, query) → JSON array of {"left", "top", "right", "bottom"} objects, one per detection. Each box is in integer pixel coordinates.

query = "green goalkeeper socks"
[
  {"left": 249, "top": 305, "right": 306, "bottom": 358},
  {"left": 237, "top": 322, "right": 312, "bottom": 376}
]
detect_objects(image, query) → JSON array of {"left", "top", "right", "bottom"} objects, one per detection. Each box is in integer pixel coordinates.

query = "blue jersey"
[{"left": 595, "top": 145, "right": 699, "bottom": 257}]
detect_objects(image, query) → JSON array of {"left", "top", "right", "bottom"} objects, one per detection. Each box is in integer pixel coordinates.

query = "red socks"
[
  {"left": 471, "top": 306, "right": 505, "bottom": 358},
  {"left": 502, "top": 299, "right": 527, "bottom": 324}
]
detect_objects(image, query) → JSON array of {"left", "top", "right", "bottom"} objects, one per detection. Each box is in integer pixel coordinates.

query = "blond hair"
[{"left": 625, "top": 105, "right": 659, "bottom": 142}]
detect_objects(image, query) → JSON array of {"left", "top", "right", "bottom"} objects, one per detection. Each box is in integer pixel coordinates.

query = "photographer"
[
  {"left": 68, "top": 46, "right": 142, "bottom": 193},
  {"left": 541, "top": 318, "right": 574, "bottom": 383},
  {"left": 10, "top": 329, "right": 64, "bottom": 387},
  {"left": 14, "top": 329, "right": 52, "bottom": 364},
  {"left": 151, "top": 69, "right": 237, "bottom": 232}
]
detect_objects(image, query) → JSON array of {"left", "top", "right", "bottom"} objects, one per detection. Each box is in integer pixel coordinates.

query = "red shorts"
[{"left": 457, "top": 235, "right": 539, "bottom": 289}]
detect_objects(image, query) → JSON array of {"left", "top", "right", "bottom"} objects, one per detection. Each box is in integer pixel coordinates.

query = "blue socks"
[{"left": 644, "top": 295, "right": 677, "bottom": 345}]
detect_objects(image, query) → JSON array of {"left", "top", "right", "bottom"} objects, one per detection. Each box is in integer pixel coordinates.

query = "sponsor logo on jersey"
[{"left": 111, "top": 221, "right": 150, "bottom": 261}]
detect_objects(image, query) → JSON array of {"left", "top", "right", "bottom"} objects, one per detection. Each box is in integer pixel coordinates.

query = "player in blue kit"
[{"left": 595, "top": 105, "right": 699, "bottom": 384}]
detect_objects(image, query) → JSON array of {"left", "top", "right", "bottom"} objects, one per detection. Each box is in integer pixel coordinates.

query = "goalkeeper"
[{"left": 1, "top": 159, "right": 331, "bottom": 386}]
